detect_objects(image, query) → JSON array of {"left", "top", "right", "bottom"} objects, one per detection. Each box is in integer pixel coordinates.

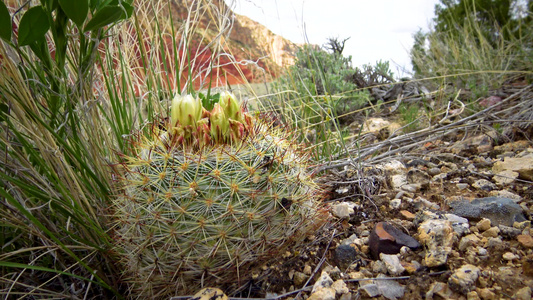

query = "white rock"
[
  {"left": 331, "top": 279, "right": 349, "bottom": 295},
  {"left": 331, "top": 202, "right": 355, "bottom": 219},
  {"left": 448, "top": 264, "right": 480, "bottom": 294},
  {"left": 390, "top": 174, "right": 408, "bottom": 190},
  {"left": 311, "top": 271, "right": 333, "bottom": 293},
  {"left": 515, "top": 286, "right": 532, "bottom": 300},
  {"left": 380, "top": 253, "right": 405, "bottom": 276},
  {"left": 389, "top": 199, "right": 401, "bottom": 209},
  {"left": 418, "top": 219, "right": 454, "bottom": 267},
  {"left": 502, "top": 252, "right": 519, "bottom": 261},
  {"left": 493, "top": 170, "right": 519, "bottom": 186}
]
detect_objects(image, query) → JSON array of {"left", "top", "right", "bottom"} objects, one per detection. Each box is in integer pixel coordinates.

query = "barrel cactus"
[{"left": 111, "top": 92, "right": 328, "bottom": 298}]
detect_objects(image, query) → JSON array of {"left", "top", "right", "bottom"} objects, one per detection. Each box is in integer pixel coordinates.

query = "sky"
[{"left": 224, "top": 0, "right": 441, "bottom": 77}]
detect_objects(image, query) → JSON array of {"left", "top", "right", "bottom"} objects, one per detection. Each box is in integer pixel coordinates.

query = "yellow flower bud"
[
  {"left": 171, "top": 94, "right": 203, "bottom": 127},
  {"left": 219, "top": 91, "right": 241, "bottom": 122},
  {"left": 209, "top": 103, "right": 229, "bottom": 142}
]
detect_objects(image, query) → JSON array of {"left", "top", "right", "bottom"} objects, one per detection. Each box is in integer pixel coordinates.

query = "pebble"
[
  {"left": 418, "top": 219, "right": 454, "bottom": 267},
  {"left": 502, "top": 252, "right": 519, "bottom": 261},
  {"left": 481, "top": 226, "right": 500, "bottom": 238},
  {"left": 389, "top": 199, "right": 401, "bottom": 209},
  {"left": 331, "top": 202, "right": 355, "bottom": 219},
  {"left": 400, "top": 210, "right": 415, "bottom": 220},
  {"left": 448, "top": 264, "right": 480, "bottom": 294},
  {"left": 517, "top": 234, "right": 533, "bottom": 248},
  {"left": 307, "top": 287, "right": 335, "bottom": 300},
  {"left": 331, "top": 279, "right": 349, "bottom": 295},
  {"left": 498, "top": 225, "right": 522, "bottom": 239},
  {"left": 368, "top": 222, "right": 420, "bottom": 258},
  {"left": 293, "top": 271, "right": 308, "bottom": 287},
  {"left": 514, "top": 286, "right": 532, "bottom": 300},
  {"left": 472, "top": 179, "right": 496, "bottom": 191},
  {"left": 476, "top": 218, "right": 492, "bottom": 232},
  {"left": 334, "top": 244, "right": 358, "bottom": 270},
  {"left": 379, "top": 253, "right": 405, "bottom": 276},
  {"left": 190, "top": 288, "right": 228, "bottom": 300}
]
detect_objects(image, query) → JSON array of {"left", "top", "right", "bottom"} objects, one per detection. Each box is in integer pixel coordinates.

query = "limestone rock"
[
  {"left": 492, "top": 153, "right": 533, "bottom": 181},
  {"left": 418, "top": 219, "right": 454, "bottom": 267},
  {"left": 448, "top": 264, "right": 480, "bottom": 294}
]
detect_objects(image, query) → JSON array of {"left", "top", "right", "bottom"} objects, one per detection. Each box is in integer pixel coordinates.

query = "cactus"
[{"left": 111, "top": 92, "right": 328, "bottom": 298}]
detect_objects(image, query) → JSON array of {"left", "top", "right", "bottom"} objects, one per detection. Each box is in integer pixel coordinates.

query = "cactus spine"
[{"left": 111, "top": 92, "right": 327, "bottom": 298}]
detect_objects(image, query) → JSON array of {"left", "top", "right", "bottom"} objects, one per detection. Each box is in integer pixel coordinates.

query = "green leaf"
[
  {"left": 18, "top": 6, "right": 50, "bottom": 46},
  {"left": 83, "top": 5, "right": 126, "bottom": 32},
  {"left": 0, "top": 1, "right": 11, "bottom": 42},
  {"left": 0, "top": 103, "right": 8, "bottom": 122},
  {"left": 58, "top": 0, "right": 89, "bottom": 27}
]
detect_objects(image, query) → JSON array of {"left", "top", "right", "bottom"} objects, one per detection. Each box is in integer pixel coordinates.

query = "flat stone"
[
  {"left": 493, "top": 170, "right": 519, "bottom": 186},
  {"left": 449, "top": 197, "right": 526, "bottom": 227},
  {"left": 498, "top": 225, "right": 521, "bottom": 239},
  {"left": 331, "top": 202, "right": 355, "bottom": 219},
  {"left": 445, "top": 213, "right": 470, "bottom": 236},
  {"left": 334, "top": 244, "right": 358, "bottom": 270},
  {"left": 493, "top": 140, "right": 530, "bottom": 152},
  {"left": 481, "top": 227, "right": 500, "bottom": 238},
  {"left": 400, "top": 210, "right": 415, "bottom": 220},
  {"left": 418, "top": 219, "right": 454, "bottom": 267},
  {"left": 502, "top": 252, "right": 519, "bottom": 261},
  {"left": 307, "top": 287, "right": 335, "bottom": 300},
  {"left": 472, "top": 179, "right": 496, "bottom": 191},
  {"left": 517, "top": 234, "right": 533, "bottom": 248},
  {"left": 379, "top": 253, "right": 405, "bottom": 276},
  {"left": 360, "top": 283, "right": 380, "bottom": 297},
  {"left": 476, "top": 218, "right": 492, "bottom": 232},
  {"left": 492, "top": 153, "right": 533, "bottom": 181},
  {"left": 369, "top": 222, "right": 420, "bottom": 258},
  {"left": 489, "top": 190, "right": 521, "bottom": 202},
  {"left": 448, "top": 264, "right": 480, "bottom": 294}
]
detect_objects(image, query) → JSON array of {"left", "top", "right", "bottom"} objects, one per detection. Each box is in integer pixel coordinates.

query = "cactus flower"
[
  {"left": 209, "top": 103, "right": 229, "bottom": 142},
  {"left": 171, "top": 94, "right": 203, "bottom": 127},
  {"left": 219, "top": 91, "right": 241, "bottom": 122}
]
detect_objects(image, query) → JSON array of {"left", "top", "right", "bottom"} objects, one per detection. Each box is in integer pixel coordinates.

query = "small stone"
[
  {"left": 303, "top": 264, "right": 312, "bottom": 275},
  {"left": 502, "top": 252, "right": 519, "bottom": 261},
  {"left": 492, "top": 153, "right": 533, "bottom": 181},
  {"left": 498, "top": 225, "right": 522, "bottom": 239},
  {"left": 339, "top": 293, "right": 352, "bottom": 300},
  {"left": 467, "top": 290, "right": 481, "bottom": 300},
  {"left": 401, "top": 261, "right": 419, "bottom": 274},
  {"left": 360, "top": 283, "right": 380, "bottom": 297},
  {"left": 307, "top": 287, "right": 335, "bottom": 300},
  {"left": 515, "top": 286, "right": 532, "bottom": 300},
  {"left": 493, "top": 170, "right": 519, "bottom": 186},
  {"left": 426, "top": 282, "right": 454, "bottom": 299},
  {"left": 368, "top": 222, "right": 420, "bottom": 258},
  {"left": 481, "top": 227, "right": 500, "bottom": 238},
  {"left": 477, "top": 247, "right": 488, "bottom": 256},
  {"left": 448, "top": 264, "right": 480, "bottom": 294},
  {"left": 445, "top": 213, "right": 471, "bottom": 236},
  {"left": 379, "top": 253, "right": 405, "bottom": 276},
  {"left": 293, "top": 271, "right": 308, "bottom": 287},
  {"left": 514, "top": 220, "right": 531, "bottom": 230},
  {"left": 477, "top": 287, "right": 496, "bottom": 300},
  {"left": 428, "top": 167, "right": 441, "bottom": 176},
  {"left": 457, "top": 183, "right": 470, "bottom": 190},
  {"left": 372, "top": 260, "right": 388, "bottom": 274},
  {"left": 489, "top": 190, "right": 521, "bottom": 202},
  {"left": 191, "top": 288, "right": 228, "bottom": 300},
  {"left": 517, "top": 234, "right": 533, "bottom": 248},
  {"left": 331, "top": 279, "right": 349, "bottom": 295},
  {"left": 400, "top": 210, "right": 415, "bottom": 220},
  {"left": 332, "top": 202, "right": 355, "bottom": 219},
  {"left": 311, "top": 271, "right": 333, "bottom": 293},
  {"left": 389, "top": 199, "right": 401, "bottom": 209},
  {"left": 390, "top": 174, "right": 408, "bottom": 190},
  {"left": 401, "top": 183, "right": 420, "bottom": 193},
  {"left": 476, "top": 218, "right": 492, "bottom": 232},
  {"left": 334, "top": 244, "right": 358, "bottom": 270},
  {"left": 449, "top": 196, "right": 526, "bottom": 227},
  {"left": 418, "top": 219, "right": 454, "bottom": 267},
  {"left": 472, "top": 179, "right": 496, "bottom": 191}
]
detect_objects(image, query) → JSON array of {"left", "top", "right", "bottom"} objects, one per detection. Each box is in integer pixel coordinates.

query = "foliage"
[{"left": 410, "top": 0, "right": 532, "bottom": 91}]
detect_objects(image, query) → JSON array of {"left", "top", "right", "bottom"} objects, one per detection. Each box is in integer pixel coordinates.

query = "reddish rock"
[
  {"left": 369, "top": 222, "right": 420, "bottom": 258},
  {"left": 400, "top": 210, "right": 415, "bottom": 220},
  {"left": 517, "top": 234, "right": 533, "bottom": 248}
]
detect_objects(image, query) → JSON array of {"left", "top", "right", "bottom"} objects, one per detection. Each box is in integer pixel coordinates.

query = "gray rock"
[
  {"left": 448, "top": 196, "right": 526, "bottom": 227},
  {"left": 498, "top": 225, "right": 522, "bottom": 239},
  {"left": 360, "top": 283, "right": 380, "bottom": 297},
  {"left": 331, "top": 202, "right": 355, "bottom": 219},
  {"left": 472, "top": 179, "right": 497, "bottom": 191},
  {"left": 334, "top": 245, "right": 358, "bottom": 270},
  {"left": 379, "top": 253, "right": 405, "bottom": 275},
  {"left": 448, "top": 264, "right": 480, "bottom": 294},
  {"left": 359, "top": 275, "right": 405, "bottom": 300},
  {"left": 445, "top": 213, "right": 470, "bottom": 237}
]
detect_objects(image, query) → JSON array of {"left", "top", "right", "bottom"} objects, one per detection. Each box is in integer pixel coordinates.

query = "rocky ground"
[{"left": 179, "top": 85, "right": 533, "bottom": 300}]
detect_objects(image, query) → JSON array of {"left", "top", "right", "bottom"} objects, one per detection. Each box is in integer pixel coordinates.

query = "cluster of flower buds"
[{"left": 169, "top": 92, "right": 253, "bottom": 146}]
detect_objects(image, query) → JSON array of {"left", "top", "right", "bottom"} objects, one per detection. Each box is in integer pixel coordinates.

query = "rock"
[
  {"left": 311, "top": 271, "right": 334, "bottom": 293},
  {"left": 334, "top": 244, "right": 358, "bottom": 270},
  {"left": 514, "top": 286, "right": 532, "bottom": 300},
  {"left": 457, "top": 183, "right": 470, "bottom": 190},
  {"left": 449, "top": 196, "right": 526, "bottom": 227},
  {"left": 502, "top": 252, "right": 519, "bottom": 261},
  {"left": 517, "top": 234, "right": 533, "bottom": 248},
  {"left": 400, "top": 210, "right": 415, "bottom": 220},
  {"left": 390, "top": 174, "right": 408, "bottom": 190},
  {"left": 372, "top": 260, "right": 388, "bottom": 274},
  {"left": 445, "top": 213, "right": 470, "bottom": 236},
  {"left": 401, "top": 183, "right": 420, "bottom": 193},
  {"left": 190, "top": 288, "right": 228, "bottom": 300},
  {"left": 489, "top": 190, "right": 521, "bottom": 202},
  {"left": 293, "top": 271, "right": 308, "bottom": 287},
  {"left": 307, "top": 287, "right": 336, "bottom": 300},
  {"left": 379, "top": 160, "right": 406, "bottom": 175},
  {"left": 415, "top": 196, "right": 440, "bottom": 210},
  {"left": 479, "top": 95, "right": 503, "bottom": 109},
  {"left": 472, "top": 179, "right": 496, "bottom": 191},
  {"left": 498, "top": 225, "right": 521, "bottom": 239},
  {"left": 426, "top": 282, "right": 455, "bottom": 299},
  {"left": 492, "top": 153, "right": 533, "bottom": 181},
  {"left": 331, "top": 279, "right": 349, "bottom": 295},
  {"left": 360, "top": 283, "right": 380, "bottom": 297},
  {"left": 339, "top": 292, "right": 352, "bottom": 300},
  {"left": 379, "top": 253, "right": 405, "bottom": 276},
  {"left": 523, "top": 255, "right": 533, "bottom": 276},
  {"left": 459, "top": 234, "right": 481, "bottom": 251},
  {"left": 418, "top": 219, "right": 454, "bottom": 267},
  {"left": 369, "top": 222, "right": 420, "bottom": 258},
  {"left": 493, "top": 140, "right": 530, "bottom": 153},
  {"left": 481, "top": 227, "right": 500, "bottom": 238},
  {"left": 477, "top": 287, "right": 496, "bottom": 300},
  {"left": 493, "top": 170, "right": 519, "bottom": 186},
  {"left": 303, "top": 264, "right": 312, "bottom": 275},
  {"left": 407, "top": 169, "right": 431, "bottom": 189},
  {"left": 332, "top": 202, "right": 355, "bottom": 219},
  {"left": 389, "top": 199, "right": 401, "bottom": 209},
  {"left": 448, "top": 264, "right": 480, "bottom": 294},
  {"left": 467, "top": 290, "right": 481, "bottom": 300}
]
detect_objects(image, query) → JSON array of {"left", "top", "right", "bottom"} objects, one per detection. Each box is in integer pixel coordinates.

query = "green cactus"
[{"left": 111, "top": 92, "right": 328, "bottom": 298}]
